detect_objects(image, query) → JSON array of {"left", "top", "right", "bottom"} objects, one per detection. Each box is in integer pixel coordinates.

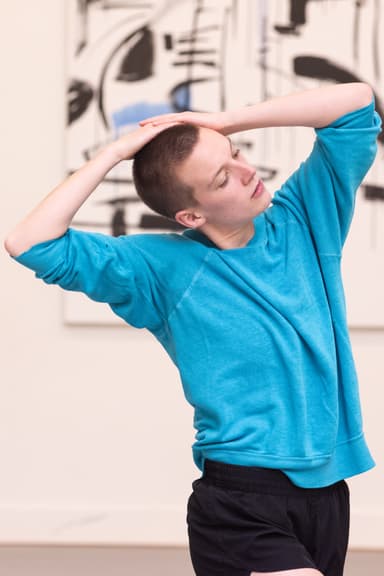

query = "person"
[{"left": 4, "top": 83, "right": 381, "bottom": 576}]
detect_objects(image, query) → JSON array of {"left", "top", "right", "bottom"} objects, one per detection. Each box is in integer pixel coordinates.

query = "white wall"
[{"left": 0, "top": 0, "right": 383, "bottom": 549}]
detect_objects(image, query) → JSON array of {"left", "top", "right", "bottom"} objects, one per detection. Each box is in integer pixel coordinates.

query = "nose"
[{"left": 237, "top": 160, "right": 256, "bottom": 186}]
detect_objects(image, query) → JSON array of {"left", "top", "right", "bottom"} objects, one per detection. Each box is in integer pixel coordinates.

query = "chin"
[{"left": 259, "top": 191, "right": 272, "bottom": 211}]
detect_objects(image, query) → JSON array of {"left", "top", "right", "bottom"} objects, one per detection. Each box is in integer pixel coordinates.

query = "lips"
[{"left": 251, "top": 180, "right": 264, "bottom": 199}]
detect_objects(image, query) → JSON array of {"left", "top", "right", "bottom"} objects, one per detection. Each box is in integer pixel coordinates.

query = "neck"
[{"left": 199, "top": 221, "right": 255, "bottom": 250}]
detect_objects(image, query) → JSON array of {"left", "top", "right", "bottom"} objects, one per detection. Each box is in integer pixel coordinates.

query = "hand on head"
[
  {"left": 139, "top": 110, "right": 230, "bottom": 135},
  {"left": 112, "top": 121, "right": 181, "bottom": 161}
]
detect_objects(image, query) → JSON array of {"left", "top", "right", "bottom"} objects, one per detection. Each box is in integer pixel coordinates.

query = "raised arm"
[
  {"left": 140, "top": 82, "right": 374, "bottom": 133},
  {"left": 4, "top": 123, "right": 177, "bottom": 257}
]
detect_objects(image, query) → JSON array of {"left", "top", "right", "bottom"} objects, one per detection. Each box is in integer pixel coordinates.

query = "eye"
[
  {"left": 232, "top": 148, "right": 240, "bottom": 159},
  {"left": 218, "top": 171, "right": 229, "bottom": 188}
]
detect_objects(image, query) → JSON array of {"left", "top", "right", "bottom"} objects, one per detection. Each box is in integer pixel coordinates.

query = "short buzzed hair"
[{"left": 132, "top": 123, "right": 199, "bottom": 220}]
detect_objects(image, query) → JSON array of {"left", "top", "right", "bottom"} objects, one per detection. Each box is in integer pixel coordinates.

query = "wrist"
[
  {"left": 221, "top": 108, "right": 259, "bottom": 135},
  {"left": 98, "top": 141, "right": 126, "bottom": 165}
]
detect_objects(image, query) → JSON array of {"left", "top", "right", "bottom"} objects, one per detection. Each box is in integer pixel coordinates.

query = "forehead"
[
  {"left": 194, "top": 127, "right": 231, "bottom": 161},
  {"left": 177, "top": 127, "right": 231, "bottom": 186}
]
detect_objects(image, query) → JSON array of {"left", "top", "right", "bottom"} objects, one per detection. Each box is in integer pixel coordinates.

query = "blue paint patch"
[
  {"left": 112, "top": 101, "right": 174, "bottom": 128},
  {"left": 172, "top": 85, "right": 190, "bottom": 111}
]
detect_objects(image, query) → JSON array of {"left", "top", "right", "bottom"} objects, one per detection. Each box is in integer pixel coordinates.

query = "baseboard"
[
  {"left": 0, "top": 507, "right": 382, "bottom": 548},
  {"left": 0, "top": 508, "right": 188, "bottom": 546}
]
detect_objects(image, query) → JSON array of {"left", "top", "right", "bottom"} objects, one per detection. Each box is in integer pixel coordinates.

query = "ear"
[{"left": 175, "top": 209, "right": 206, "bottom": 229}]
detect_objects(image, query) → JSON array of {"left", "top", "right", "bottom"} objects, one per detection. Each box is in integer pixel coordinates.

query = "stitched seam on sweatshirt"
[
  {"left": 167, "top": 251, "right": 213, "bottom": 323},
  {"left": 201, "top": 448, "right": 332, "bottom": 461}
]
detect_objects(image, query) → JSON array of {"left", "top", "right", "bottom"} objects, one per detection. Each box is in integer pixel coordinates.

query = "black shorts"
[{"left": 187, "top": 459, "right": 350, "bottom": 576}]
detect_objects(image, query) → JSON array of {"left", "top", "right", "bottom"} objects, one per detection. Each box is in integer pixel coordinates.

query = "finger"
[
  {"left": 140, "top": 118, "right": 179, "bottom": 127},
  {"left": 147, "top": 120, "right": 183, "bottom": 134},
  {"left": 139, "top": 117, "right": 160, "bottom": 125},
  {"left": 139, "top": 113, "right": 185, "bottom": 126},
  {"left": 140, "top": 119, "right": 179, "bottom": 131}
]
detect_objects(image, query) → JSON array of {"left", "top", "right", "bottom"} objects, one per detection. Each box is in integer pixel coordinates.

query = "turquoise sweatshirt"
[{"left": 13, "top": 101, "right": 381, "bottom": 488}]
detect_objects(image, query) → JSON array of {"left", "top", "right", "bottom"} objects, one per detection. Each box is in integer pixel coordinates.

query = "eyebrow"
[{"left": 208, "top": 137, "right": 233, "bottom": 188}]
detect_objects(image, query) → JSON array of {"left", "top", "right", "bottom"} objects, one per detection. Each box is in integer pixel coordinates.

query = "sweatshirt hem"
[{"left": 195, "top": 432, "right": 375, "bottom": 488}]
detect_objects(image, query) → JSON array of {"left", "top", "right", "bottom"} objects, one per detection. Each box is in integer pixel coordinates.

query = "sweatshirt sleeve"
[
  {"left": 272, "top": 99, "right": 382, "bottom": 256},
  {"left": 12, "top": 228, "right": 164, "bottom": 330}
]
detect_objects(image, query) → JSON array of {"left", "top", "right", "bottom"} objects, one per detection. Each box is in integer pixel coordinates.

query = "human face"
[{"left": 176, "top": 127, "right": 272, "bottom": 231}]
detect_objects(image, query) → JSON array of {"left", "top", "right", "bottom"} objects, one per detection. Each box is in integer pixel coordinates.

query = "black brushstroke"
[
  {"left": 274, "top": 0, "right": 309, "bottom": 35},
  {"left": 178, "top": 49, "right": 216, "bottom": 56},
  {"left": 273, "top": 24, "right": 300, "bottom": 36},
  {"left": 111, "top": 204, "right": 127, "bottom": 236},
  {"left": 68, "top": 79, "right": 94, "bottom": 125},
  {"left": 172, "top": 60, "right": 217, "bottom": 67},
  {"left": 116, "top": 26, "right": 154, "bottom": 82},
  {"left": 294, "top": 55, "right": 359, "bottom": 84},
  {"left": 255, "top": 166, "right": 278, "bottom": 182},
  {"left": 290, "top": 0, "right": 308, "bottom": 26},
  {"left": 98, "top": 26, "right": 153, "bottom": 128},
  {"left": 178, "top": 37, "right": 211, "bottom": 43},
  {"left": 363, "top": 184, "right": 384, "bottom": 202},
  {"left": 73, "top": 212, "right": 183, "bottom": 237},
  {"left": 293, "top": 56, "right": 384, "bottom": 144},
  {"left": 99, "top": 196, "right": 138, "bottom": 205},
  {"left": 234, "top": 140, "right": 254, "bottom": 149},
  {"left": 140, "top": 214, "right": 184, "bottom": 230},
  {"left": 164, "top": 34, "right": 173, "bottom": 50}
]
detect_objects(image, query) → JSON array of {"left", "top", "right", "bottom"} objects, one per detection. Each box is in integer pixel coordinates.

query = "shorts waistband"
[{"left": 203, "top": 459, "right": 339, "bottom": 495}]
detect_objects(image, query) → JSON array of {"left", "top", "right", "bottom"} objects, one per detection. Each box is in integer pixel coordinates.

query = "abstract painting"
[{"left": 64, "top": 0, "right": 384, "bottom": 326}]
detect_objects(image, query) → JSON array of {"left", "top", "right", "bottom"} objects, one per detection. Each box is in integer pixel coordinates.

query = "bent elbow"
[
  {"left": 357, "top": 82, "right": 374, "bottom": 108},
  {"left": 4, "top": 228, "right": 33, "bottom": 258},
  {"left": 4, "top": 232, "right": 21, "bottom": 257}
]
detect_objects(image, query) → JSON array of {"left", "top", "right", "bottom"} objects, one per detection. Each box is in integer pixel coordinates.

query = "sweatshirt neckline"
[{"left": 183, "top": 216, "right": 265, "bottom": 252}]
